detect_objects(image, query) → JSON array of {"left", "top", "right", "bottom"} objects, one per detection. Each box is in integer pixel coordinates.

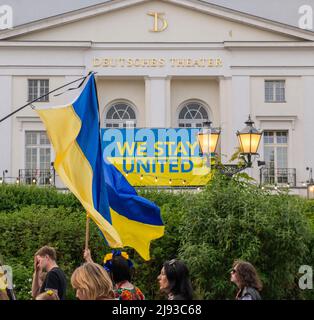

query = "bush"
[
  {"left": 0, "top": 185, "right": 81, "bottom": 212},
  {"left": 0, "top": 186, "right": 188, "bottom": 300},
  {"left": 179, "top": 173, "right": 314, "bottom": 299},
  {"left": 0, "top": 180, "right": 313, "bottom": 300},
  {"left": 0, "top": 205, "right": 107, "bottom": 299},
  {"left": 301, "top": 200, "right": 314, "bottom": 299}
]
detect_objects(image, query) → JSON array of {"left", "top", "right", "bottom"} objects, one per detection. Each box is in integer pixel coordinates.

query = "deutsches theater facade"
[{"left": 1, "top": 0, "right": 314, "bottom": 195}]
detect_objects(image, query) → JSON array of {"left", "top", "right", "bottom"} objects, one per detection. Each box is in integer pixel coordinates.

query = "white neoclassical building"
[{"left": 1, "top": 0, "right": 314, "bottom": 194}]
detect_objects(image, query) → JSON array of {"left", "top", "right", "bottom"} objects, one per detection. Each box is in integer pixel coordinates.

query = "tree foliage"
[{"left": 0, "top": 180, "right": 313, "bottom": 300}]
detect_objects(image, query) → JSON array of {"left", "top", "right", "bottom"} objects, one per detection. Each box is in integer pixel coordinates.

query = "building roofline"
[{"left": 0, "top": 0, "right": 313, "bottom": 41}]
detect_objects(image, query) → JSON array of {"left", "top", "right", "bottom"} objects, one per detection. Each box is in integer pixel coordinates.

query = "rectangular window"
[
  {"left": 28, "top": 79, "right": 49, "bottom": 102},
  {"left": 25, "top": 131, "right": 51, "bottom": 185},
  {"left": 263, "top": 131, "right": 288, "bottom": 184},
  {"left": 265, "top": 80, "right": 285, "bottom": 103}
]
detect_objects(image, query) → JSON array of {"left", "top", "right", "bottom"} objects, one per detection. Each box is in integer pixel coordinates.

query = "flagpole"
[
  {"left": 0, "top": 72, "right": 94, "bottom": 124},
  {"left": 85, "top": 213, "right": 90, "bottom": 251}
]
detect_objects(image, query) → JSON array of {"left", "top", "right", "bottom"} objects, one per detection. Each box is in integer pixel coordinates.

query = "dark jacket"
[{"left": 237, "top": 287, "right": 262, "bottom": 300}]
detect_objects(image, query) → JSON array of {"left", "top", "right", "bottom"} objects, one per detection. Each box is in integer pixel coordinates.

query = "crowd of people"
[{"left": 0, "top": 245, "right": 263, "bottom": 300}]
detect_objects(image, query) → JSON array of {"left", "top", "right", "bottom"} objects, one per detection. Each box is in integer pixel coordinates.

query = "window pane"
[
  {"left": 113, "top": 111, "right": 120, "bottom": 119},
  {"left": 265, "top": 80, "right": 285, "bottom": 102},
  {"left": 178, "top": 102, "right": 209, "bottom": 128},
  {"left": 179, "top": 107, "right": 188, "bottom": 119},
  {"left": 276, "top": 147, "right": 288, "bottom": 168},
  {"left": 40, "top": 148, "right": 51, "bottom": 170},
  {"left": 39, "top": 80, "right": 49, "bottom": 102},
  {"left": 276, "top": 131, "right": 288, "bottom": 144},
  {"left": 105, "top": 102, "right": 137, "bottom": 127},
  {"left": 127, "top": 107, "right": 136, "bottom": 119},
  {"left": 185, "top": 110, "right": 193, "bottom": 119},
  {"left": 199, "top": 107, "right": 209, "bottom": 119},
  {"left": 40, "top": 132, "right": 50, "bottom": 145},
  {"left": 28, "top": 79, "right": 49, "bottom": 102},
  {"left": 190, "top": 110, "right": 197, "bottom": 118},
  {"left": 26, "top": 132, "right": 38, "bottom": 146},
  {"left": 264, "top": 146, "right": 275, "bottom": 168},
  {"left": 263, "top": 131, "right": 274, "bottom": 144},
  {"left": 275, "top": 81, "right": 285, "bottom": 102},
  {"left": 28, "top": 80, "right": 38, "bottom": 101},
  {"left": 25, "top": 131, "right": 51, "bottom": 171},
  {"left": 25, "top": 148, "right": 37, "bottom": 170},
  {"left": 263, "top": 130, "right": 289, "bottom": 185},
  {"left": 25, "top": 148, "right": 32, "bottom": 169},
  {"left": 265, "top": 81, "right": 274, "bottom": 102}
]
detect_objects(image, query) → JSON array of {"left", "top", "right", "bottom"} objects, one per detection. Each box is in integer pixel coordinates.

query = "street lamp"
[
  {"left": 197, "top": 121, "right": 221, "bottom": 167},
  {"left": 307, "top": 184, "right": 314, "bottom": 199},
  {"left": 198, "top": 116, "right": 263, "bottom": 176},
  {"left": 236, "top": 115, "right": 263, "bottom": 168}
]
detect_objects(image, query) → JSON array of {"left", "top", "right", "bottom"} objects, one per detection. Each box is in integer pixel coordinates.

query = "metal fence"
[
  {"left": 17, "top": 169, "right": 55, "bottom": 186},
  {"left": 259, "top": 167, "right": 296, "bottom": 187}
]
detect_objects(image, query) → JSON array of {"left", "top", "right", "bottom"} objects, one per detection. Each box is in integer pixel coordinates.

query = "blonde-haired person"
[
  {"left": 71, "top": 262, "right": 115, "bottom": 300},
  {"left": 35, "top": 289, "right": 60, "bottom": 300}
]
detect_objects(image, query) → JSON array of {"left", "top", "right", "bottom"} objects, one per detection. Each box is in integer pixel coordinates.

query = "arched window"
[
  {"left": 104, "top": 101, "right": 137, "bottom": 128},
  {"left": 178, "top": 101, "right": 209, "bottom": 128}
]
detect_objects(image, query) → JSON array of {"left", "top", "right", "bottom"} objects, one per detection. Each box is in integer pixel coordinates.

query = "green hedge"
[
  {"left": 0, "top": 177, "right": 313, "bottom": 300},
  {"left": 179, "top": 174, "right": 314, "bottom": 299},
  {"left": 0, "top": 185, "right": 81, "bottom": 211},
  {"left": 0, "top": 185, "right": 188, "bottom": 300}
]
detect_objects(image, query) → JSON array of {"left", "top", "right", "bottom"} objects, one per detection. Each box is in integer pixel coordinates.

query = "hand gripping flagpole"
[{"left": 0, "top": 71, "right": 95, "bottom": 124}]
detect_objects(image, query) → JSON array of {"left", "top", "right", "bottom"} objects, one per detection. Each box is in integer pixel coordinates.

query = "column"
[
  {"left": 232, "top": 76, "right": 255, "bottom": 176},
  {"left": 219, "top": 76, "right": 232, "bottom": 163},
  {"left": 145, "top": 77, "right": 171, "bottom": 128},
  {"left": 230, "top": 76, "right": 251, "bottom": 157},
  {"left": 220, "top": 76, "right": 251, "bottom": 161},
  {"left": 0, "top": 76, "right": 12, "bottom": 177},
  {"left": 302, "top": 76, "right": 314, "bottom": 183}
]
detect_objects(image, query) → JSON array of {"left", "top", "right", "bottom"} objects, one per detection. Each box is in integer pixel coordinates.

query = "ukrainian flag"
[
  {"left": 36, "top": 74, "right": 164, "bottom": 260},
  {"left": 103, "top": 158, "right": 164, "bottom": 260}
]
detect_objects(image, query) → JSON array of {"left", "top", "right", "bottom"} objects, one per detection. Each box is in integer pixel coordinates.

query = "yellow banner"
[{"left": 101, "top": 128, "right": 212, "bottom": 186}]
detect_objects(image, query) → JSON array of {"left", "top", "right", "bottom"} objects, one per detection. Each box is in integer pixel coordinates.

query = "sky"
[{"left": 0, "top": 0, "right": 314, "bottom": 29}]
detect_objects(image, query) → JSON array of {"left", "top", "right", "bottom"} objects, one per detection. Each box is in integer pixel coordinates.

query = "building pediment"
[{"left": 0, "top": 0, "right": 313, "bottom": 43}]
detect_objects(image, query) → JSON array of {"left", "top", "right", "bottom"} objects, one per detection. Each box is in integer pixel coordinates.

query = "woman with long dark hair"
[
  {"left": 158, "top": 259, "right": 193, "bottom": 300},
  {"left": 230, "top": 260, "right": 263, "bottom": 300}
]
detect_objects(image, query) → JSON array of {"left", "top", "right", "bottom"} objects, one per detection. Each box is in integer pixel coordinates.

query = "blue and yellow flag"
[
  {"left": 103, "top": 158, "right": 164, "bottom": 260},
  {"left": 36, "top": 74, "right": 164, "bottom": 260}
]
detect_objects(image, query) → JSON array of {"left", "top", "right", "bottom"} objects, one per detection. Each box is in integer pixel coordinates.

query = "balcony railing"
[
  {"left": 18, "top": 169, "right": 55, "bottom": 186},
  {"left": 259, "top": 167, "right": 296, "bottom": 187}
]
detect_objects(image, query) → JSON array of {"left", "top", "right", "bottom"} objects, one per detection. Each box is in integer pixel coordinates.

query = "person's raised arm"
[{"left": 31, "top": 256, "right": 41, "bottom": 299}]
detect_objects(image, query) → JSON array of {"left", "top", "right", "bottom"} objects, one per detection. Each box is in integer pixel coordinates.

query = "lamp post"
[
  {"left": 236, "top": 115, "right": 263, "bottom": 168},
  {"left": 197, "top": 121, "right": 220, "bottom": 167},
  {"left": 1, "top": 170, "right": 8, "bottom": 184},
  {"left": 197, "top": 116, "right": 263, "bottom": 176},
  {"left": 306, "top": 167, "right": 314, "bottom": 199}
]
